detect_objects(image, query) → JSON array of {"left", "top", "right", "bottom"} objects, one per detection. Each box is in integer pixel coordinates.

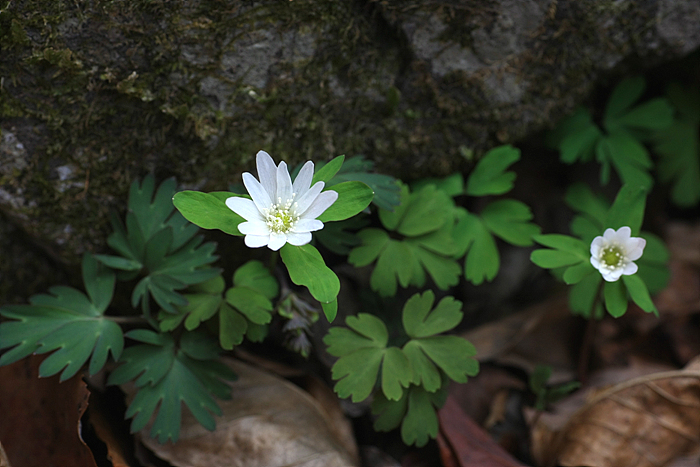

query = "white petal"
[
  {"left": 226, "top": 197, "right": 263, "bottom": 221},
  {"left": 244, "top": 234, "right": 269, "bottom": 248},
  {"left": 238, "top": 220, "right": 269, "bottom": 236},
  {"left": 590, "top": 256, "right": 601, "bottom": 269},
  {"left": 276, "top": 161, "right": 293, "bottom": 203},
  {"left": 603, "top": 228, "right": 617, "bottom": 240},
  {"left": 293, "top": 161, "right": 314, "bottom": 195},
  {"left": 293, "top": 218, "right": 323, "bottom": 233},
  {"left": 590, "top": 236, "right": 604, "bottom": 256},
  {"left": 300, "top": 190, "right": 338, "bottom": 220},
  {"left": 267, "top": 233, "right": 287, "bottom": 251},
  {"left": 602, "top": 269, "right": 623, "bottom": 281},
  {"left": 622, "top": 262, "right": 638, "bottom": 276},
  {"left": 243, "top": 172, "right": 272, "bottom": 212},
  {"left": 256, "top": 151, "right": 277, "bottom": 197},
  {"left": 616, "top": 226, "right": 632, "bottom": 240},
  {"left": 626, "top": 238, "right": 646, "bottom": 261},
  {"left": 294, "top": 181, "right": 325, "bottom": 214},
  {"left": 286, "top": 231, "right": 312, "bottom": 246}
]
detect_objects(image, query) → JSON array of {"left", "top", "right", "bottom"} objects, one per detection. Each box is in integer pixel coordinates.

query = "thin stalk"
[{"left": 577, "top": 280, "right": 605, "bottom": 383}]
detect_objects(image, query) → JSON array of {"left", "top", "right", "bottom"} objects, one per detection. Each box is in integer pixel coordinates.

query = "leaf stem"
[
  {"left": 577, "top": 280, "right": 604, "bottom": 383},
  {"left": 108, "top": 316, "right": 148, "bottom": 324}
]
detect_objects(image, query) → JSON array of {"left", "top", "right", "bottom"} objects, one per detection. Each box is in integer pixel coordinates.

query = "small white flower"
[
  {"left": 590, "top": 226, "right": 646, "bottom": 282},
  {"left": 226, "top": 150, "right": 338, "bottom": 251}
]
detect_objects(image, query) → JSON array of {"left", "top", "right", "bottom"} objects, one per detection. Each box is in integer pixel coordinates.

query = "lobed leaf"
[{"left": 465, "top": 145, "right": 520, "bottom": 196}]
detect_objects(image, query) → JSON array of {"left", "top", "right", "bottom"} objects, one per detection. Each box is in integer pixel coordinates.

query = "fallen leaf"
[
  {"left": 549, "top": 357, "right": 700, "bottom": 467},
  {"left": 438, "top": 395, "right": 527, "bottom": 467},
  {"left": 0, "top": 441, "right": 10, "bottom": 467},
  {"left": 138, "top": 357, "right": 360, "bottom": 467},
  {"left": 0, "top": 355, "right": 97, "bottom": 467}
]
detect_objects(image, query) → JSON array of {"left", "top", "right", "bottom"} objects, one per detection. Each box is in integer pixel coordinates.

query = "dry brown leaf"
[
  {"left": 549, "top": 357, "right": 700, "bottom": 467},
  {"left": 0, "top": 441, "right": 11, "bottom": 467},
  {"left": 139, "top": 358, "right": 359, "bottom": 467},
  {"left": 0, "top": 355, "right": 97, "bottom": 467}
]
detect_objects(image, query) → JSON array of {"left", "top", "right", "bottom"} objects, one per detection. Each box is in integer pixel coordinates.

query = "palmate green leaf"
[
  {"left": 653, "top": 83, "right": 700, "bottom": 207},
  {"left": 465, "top": 145, "right": 520, "bottom": 196},
  {"left": 402, "top": 291, "right": 463, "bottom": 339},
  {"left": 158, "top": 276, "right": 225, "bottom": 332},
  {"left": 324, "top": 314, "right": 412, "bottom": 402},
  {"left": 233, "top": 260, "right": 278, "bottom": 300},
  {"left": 456, "top": 212, "right": 499, "bottom": 285},
  {"left": 412, "top": 173, "right": 464, "bottom": 197},
  {"left": 0, "top": 254, "right": 121, "bottom": 381},
  {"left": 280, "top": 244, "right": 340, "bottom": 320},
  {"left": 371, "top": 384, "right": 448, "bottom": 447},
  {"left": 481, "top": 199, "right": 540, "bottom": 246},
  {"left": 108, "top": 330, "right": 236, "bottom": 444}
]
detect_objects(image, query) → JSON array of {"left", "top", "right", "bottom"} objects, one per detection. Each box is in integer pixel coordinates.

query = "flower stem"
[{"left": 577, "top": 280, "right": 604, "bottom": 383}]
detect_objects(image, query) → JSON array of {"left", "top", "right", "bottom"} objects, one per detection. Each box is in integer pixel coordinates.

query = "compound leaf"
[
  {"left": 481, "top": 199, "right": 540, "bottom": 246},
  {"left": 402, "top": 291, "right": 463, "bottom": 339},
  {"left": 465, "top": 145, "right": 520, "bottom": 196}
]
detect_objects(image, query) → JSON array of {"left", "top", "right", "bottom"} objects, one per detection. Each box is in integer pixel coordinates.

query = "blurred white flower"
[
  {"left": 590, "top": 226, "right": 646, "bottom": 282},
  {"left": 226, "top": 150, "right": 338, "bottom": 251}
]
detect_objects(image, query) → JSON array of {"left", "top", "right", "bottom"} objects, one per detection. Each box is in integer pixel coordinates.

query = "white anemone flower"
[
  {"left": 590, "top": 226, "right": 646, "bottom": 282},
  {"left": 226, "top": 150, "right": 338, "bottom": 251}
]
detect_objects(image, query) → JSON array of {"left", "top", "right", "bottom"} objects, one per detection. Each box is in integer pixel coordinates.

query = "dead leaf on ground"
[
  {"left": 438, "top": 395, "right": 526, "bottom": 467},
  {"left": 138, "top": 357, "right": 359, "bottom": 467},
  {"left": 0, "top": 355, "right": 97, "bottom": 467},
  {"left": 541, "top": 357, "right": 700, "bottom": 467},
  {"left": 0, "top": 441, "right": 10, "bottom": 467}
]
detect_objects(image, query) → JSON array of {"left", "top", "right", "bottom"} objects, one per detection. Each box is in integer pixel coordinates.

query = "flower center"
[
  {"left": 601, "top": 245, "right": 624, "bottom": 269},
  {"left": 264, "top": 197, "right": 299, "bottom": 234}
]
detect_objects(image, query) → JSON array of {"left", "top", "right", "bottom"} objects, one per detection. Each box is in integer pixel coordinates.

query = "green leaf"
[
  {"left": 0, "top": 254, "right": 121, "bottom": 381},
  {"left": 321, "top": 299, "right": 338, "bottom": 323},
  {"left": 465, "top": 145, "right": 520, "bottom": 196},
  {"left": 560, "top": 119, "right": 602, "bottom": 164},
  {"left": 225, "top": 287, "right": 273, "bottom": 325},
  {"left": 600, "top": 132, "right": 653, "bottom": 189},
  {"left": 604, "top": 76, "right": 645, "bottom": 121},
  {"left": 563, "top": 261, "right": 595, "bottom": 285},
  {"left": 622, "top": 274, "right": 657, "bottom": 315},
  {"left": 233, "top": 260, "right": 278, "bottom": 300},
  {"left": 531, "top": 234, "right": 588, "bottom": 270},
  {"left": 604, "top": 279, "right": 628, "bottom": 318},
  {"left": 396, "top": 185, "right": 450, "bottom": 237},
  {"left": 402, "top": 341, "right": 442, "bottom": 391},
  {"left": 108, "top": 330, "right": 235, "bottom": 443},
  {"left": 280, "top": 244, "right": 340, "bottom": 306},
  {"left": 218, "top": 302, "right": 248, "bottom": 350},
  {"left": 315, "top": 216, "right": 368, "bottom": 255},
  {"left": 402, "top": 291, "right": 463, "bottom": 339},
  {"left": 311, "top": 155, "right": 345, "bottom": 184},
  {"left": 605, "top": 184, "right": 647, "bottom": 235},
  {"left": 94, "top": 254, "right": 143, "bottom": 272},
  {"left": 569, "top": 272, "right": 602, "bottom": 317},
  {"left": 317, "top": 181, "right": 374, "bottom": 222},
  {"left": 481, "top": 199, "right": 540, "bottom": 246},
  {"left": 413, "top": 246, "right": 461, "bottom": 291},
  {"left": 173, "top": 191, "right": 244, "bottom": 236},
  {"left": 415, "top": 336, "right": 479, "bottom": 383},
  {"left": 614, "top": 98, "right": 674, "bottom": 130},
  {"left": 348, "top": 228, "right": 390, "bottom": 267},
  {"left": 565, "top": 183, "right": 608, "bottom": 225},
  {"left": 653, "top": 83, "right": 700, "bottom": 207},
  {"left": 326, "top": 155, "right": 402, "bottom": 211},
  {"left": 462, "top": 213, "right": 500, "bottom": 285},
  {"left": 381, "top": 347, "right": 412, "bottom": 400}
]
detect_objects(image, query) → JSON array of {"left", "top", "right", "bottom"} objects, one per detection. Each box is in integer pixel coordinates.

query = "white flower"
[
  {"left": 590, "top": 226, "right": 646, "bottom": 282},
  {"left": 226, "top": 150, "right": 338, "bottom": 251}
]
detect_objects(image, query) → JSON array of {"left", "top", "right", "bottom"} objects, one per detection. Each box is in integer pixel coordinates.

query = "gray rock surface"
[{"left": 0, "top": 0, "right": 699, "bottom": 282}]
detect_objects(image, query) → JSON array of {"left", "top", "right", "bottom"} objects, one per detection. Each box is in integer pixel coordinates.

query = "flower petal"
[
  {"left": 268, "top": 233, "right": 287, "bottom": 251},
  {"left": 603, "top": 228, "right": 617, "bottom": 240},
  {"left": 293, "top": 161, "right": 314, "bottom": 196},
  {"left": 626, "top": 238, "right": 646, "bottom": 261},
  {"left": 256, "top": 151, "right": 277, "bottom": 197},
  {"left": 243, "top": 172, "right": 272, "bottom": 212},
  {"left": 590, "top": 256, "right": 601, "bottom": 269},
  {"left": 238, "top": 220, "right": 269, "bottom": 236},
  {"left": 622, "top": 262, "right": 638, "bottom": 276},
  {"left": 616, "top": 226, "right": 632, "bottom": 240},
  {"left": 226, "top": 197, "right": 263, "bottom": 222},
  {"left": 294, "top": 181, "right": 324, "bottom": 215},
  {"left": 276, "top": 161, "right": 293, "bottom": 203},
  {"left": 244, "top": 234, "right": 270, "bottom": 248},
  {"left": 286, "top": 231, "right": 312, "bottom": 246},
  {"left": 293, "top": 218, "right": 323, "bottom": 233},
  {"left": 590, "top": 236, "right": 604, "bottom": 255},
  {"left": 300, "top": 189, "right": 338, "bottom": 220},
  {"left": 602, "top": 269, "right": 623, "bottom": 282}
]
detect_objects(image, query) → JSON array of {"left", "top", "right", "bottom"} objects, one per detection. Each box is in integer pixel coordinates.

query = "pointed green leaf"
[
  {"left": 311, "top": 155, "right": 345, "bottom": 184},
  {"left": 173, "top": 191, "right": 244, "bottom": 236},
  {"left": 604, "top": 279, "right": 628, "bottom": 317},
  {"left": 622, "top": 274, "right": 657, "bottom": 314}
]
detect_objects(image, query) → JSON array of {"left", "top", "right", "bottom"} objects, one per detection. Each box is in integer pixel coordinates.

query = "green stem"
[{"left": 577, "top": 280, "right": 604, "bottom": 383}]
